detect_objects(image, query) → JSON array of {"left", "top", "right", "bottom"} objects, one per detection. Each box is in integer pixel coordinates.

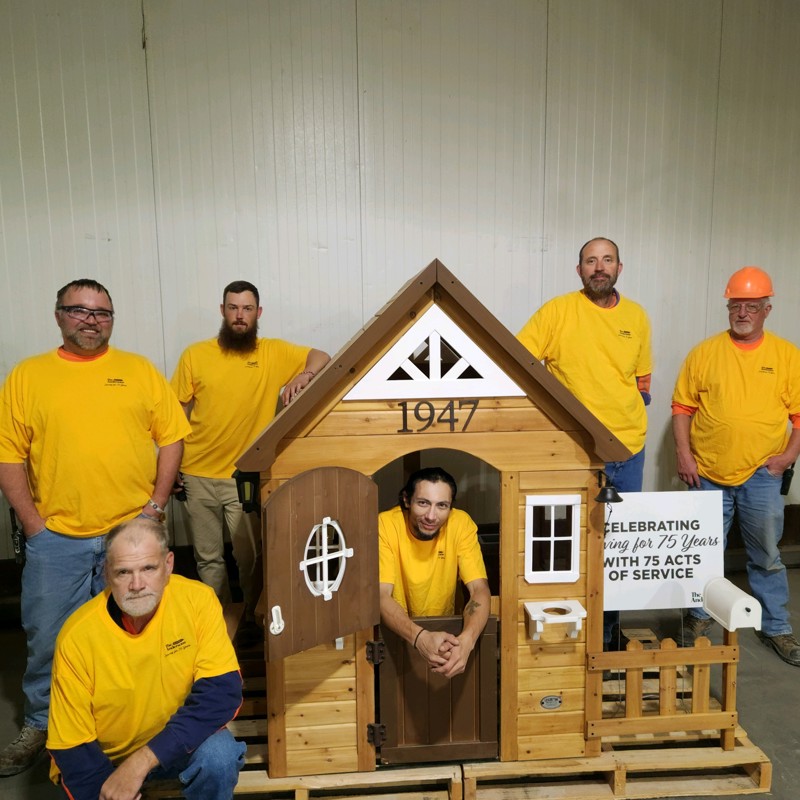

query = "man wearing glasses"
[
  {"left": 0, "top": 279, "right": 190, "bottom": 775},
  {"left": 672, "top": 267, "right": 800, "bottom": 666}
]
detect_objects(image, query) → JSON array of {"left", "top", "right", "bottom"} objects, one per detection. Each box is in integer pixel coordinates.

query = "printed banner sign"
[{"left": 603, "top": 491, "right": 724, "bottom": 611}]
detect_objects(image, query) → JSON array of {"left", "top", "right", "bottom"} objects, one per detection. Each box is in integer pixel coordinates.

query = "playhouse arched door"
[{"left": 263, "top": 466, "right": 379, "bottom": 661}]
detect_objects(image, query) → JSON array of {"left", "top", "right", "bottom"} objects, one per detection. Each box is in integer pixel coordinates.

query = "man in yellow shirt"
[
  {"left": 171, "top": 280, "right": 329, "bottom": 620},
  {"left": 0, "top": 279, "right": 190, "bottom": 776},
  {"left": 517, "top": 237, "right": 653, "bottom": 649},
  {"left": 379, "top": 467, "right": 490, "bottom": 678},
  {"left": 673, "top": 267, "right": 800, "bottom": 666},
  {"left": 47, "top": 518, "right": 245, "bottom": 799}
]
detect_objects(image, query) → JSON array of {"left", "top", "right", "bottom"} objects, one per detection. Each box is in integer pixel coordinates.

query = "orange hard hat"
[{"left": 724, "top": 266, "right": 774, "bottom": 298}]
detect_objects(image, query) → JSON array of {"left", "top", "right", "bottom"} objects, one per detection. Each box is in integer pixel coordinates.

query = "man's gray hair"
[{"left": 105, "top": 517, "right": 169, "bottom": 558}]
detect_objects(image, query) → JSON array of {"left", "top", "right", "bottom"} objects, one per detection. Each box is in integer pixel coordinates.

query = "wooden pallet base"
[
  {"left": 462, "top": 730, "right": 770, "bottom": 800},
  {"left": 144, "top": 763, "right": 461, "bottom": 799},
  {"left": 144, "top": 729, "right": 769, "bottom": 800}
]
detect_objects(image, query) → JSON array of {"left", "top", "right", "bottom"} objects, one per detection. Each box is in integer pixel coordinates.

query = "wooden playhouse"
[{"left": 230, "top": 260, "right": 771, "bottom": 799}]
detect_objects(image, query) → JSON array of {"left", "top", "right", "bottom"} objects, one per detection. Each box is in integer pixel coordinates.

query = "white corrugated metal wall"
[{"left": 1, "top": 0, "right": 798, "bottom": 554}]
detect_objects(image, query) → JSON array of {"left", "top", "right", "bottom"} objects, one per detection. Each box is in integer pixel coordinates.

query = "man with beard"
[
  {"left": 379, "top": 467, "right": 490, "bottom": 679},
  {"left": 171, "top": 280, "right": 329, "bottom": 618},
  {"left": 47, "top": 518, "right": 246, "bottom": 799},
  {"left": 673, "top": 267, "right": 800, "bottom": 665},
  {"left": 0, "top": 279, "right": 190, "bottom": 776},
  {"left": 517, "top": 238, "right": 652, "bottom": 649}
]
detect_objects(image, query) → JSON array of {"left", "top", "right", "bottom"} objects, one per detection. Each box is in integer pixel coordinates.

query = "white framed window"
[
  {"left": 299, "top": 517, "right": 354, "bottom": 601},
  {"left": 524, "top": 494, "right": 581, "bottom": 584}
]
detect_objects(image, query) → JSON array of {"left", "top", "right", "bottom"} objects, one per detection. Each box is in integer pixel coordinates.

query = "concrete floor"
[{"left": 1, "top": 570, "right": 798, "bottom": 800}]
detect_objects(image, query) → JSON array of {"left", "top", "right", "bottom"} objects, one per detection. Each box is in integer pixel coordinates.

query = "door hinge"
[
  {"left": 365, "top": 640, "right": 386, "bottom": 665},
  {"left": 367, "top": 722, "right": 386, "bottom": 746}
]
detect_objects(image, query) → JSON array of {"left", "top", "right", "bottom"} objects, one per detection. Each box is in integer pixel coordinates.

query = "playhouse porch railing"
[{"left": 585, "top": 631, "right": 740, "bottom": 750}]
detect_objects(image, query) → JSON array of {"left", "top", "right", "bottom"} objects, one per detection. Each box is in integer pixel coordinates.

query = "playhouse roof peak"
[{"left": 236, "top": 258, "right": 630, "bottom": 471}]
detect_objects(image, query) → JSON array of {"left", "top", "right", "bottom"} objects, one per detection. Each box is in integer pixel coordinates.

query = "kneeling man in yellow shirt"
[
  {"left": 47, "top": 518, "right": 245, "bottom": 799},
  {"left": 378, "top": 467, "right": 490, "bottom": 679}
]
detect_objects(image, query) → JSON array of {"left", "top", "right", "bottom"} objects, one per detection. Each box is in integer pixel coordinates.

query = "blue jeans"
[
  {"left": 21, "top": 528, "right": 106, "bottom": 730},
  {"left": 146, "top": 729, "right": 246, "bottom": 800},
  {"left": 69, "top": 729, "right": 246, "bottom": 800},
  {"left": 603, "top": 447, "right": 645, "bottom": 642},
  {"left": 686, "top": 467, "right": 790, "bottom": 637}
]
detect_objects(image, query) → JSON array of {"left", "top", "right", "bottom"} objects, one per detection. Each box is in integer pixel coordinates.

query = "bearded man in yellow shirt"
[
  {"left": 517, "top": 237, "right": 653, "bottom": 650},
  {"left": 378, "top": 467, "right": 490, "bottom": 679},
  {"left": 171, "top": 280, "right": 329, "bottom": 621}
]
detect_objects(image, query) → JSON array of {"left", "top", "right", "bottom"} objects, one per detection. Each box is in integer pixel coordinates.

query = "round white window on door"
[{"left": 299, "top": 516, "right": 354, "bottom": 601}]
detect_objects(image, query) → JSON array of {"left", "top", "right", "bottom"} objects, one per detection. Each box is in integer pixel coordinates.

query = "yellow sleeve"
[
  {"left": 378, "top": 510, "right": 399, "bottom": 586},
  {"left": 672, "top": 347, "right": 700, "bottom": 407},
  {"left": 636, "top": 309, "right": 654, "bottom": 377},
  {"left": 169, "top": 348, "right": 194, "bottom": 405},
  {"left": 48, "top": 631, "right": 98, "bottom": 750},
  {"left": 151, "top": 369, "right": 192, "bottom": 448},
  {"left": 0, "top": 366, "right": 31, "bottom": 463},
  {"left": 516, "top": 305, "right": 552, "bottom": 361},
  {"left": 193, "top": 584, "right": 240, "bottom": 680},
  {"left": 455, "top": 513, "right": 487, "bottom": 585}
]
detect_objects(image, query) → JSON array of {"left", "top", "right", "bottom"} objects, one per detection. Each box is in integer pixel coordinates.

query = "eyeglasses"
[
  {"left": 727, "top": 302, "right": 765, "bottom": 314},
  {"left": 57, "top": 305, "right": 115, "bottom": 322}
]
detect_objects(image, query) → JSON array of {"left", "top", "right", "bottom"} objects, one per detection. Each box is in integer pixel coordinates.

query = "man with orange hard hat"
[{"left": 672, "top": 267, "right": 800, "bottom": 666}]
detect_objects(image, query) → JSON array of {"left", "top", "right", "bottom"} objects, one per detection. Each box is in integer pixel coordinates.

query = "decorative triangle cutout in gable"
[{"left": 344, "top": 305, "right": 525, "bottom": 400}]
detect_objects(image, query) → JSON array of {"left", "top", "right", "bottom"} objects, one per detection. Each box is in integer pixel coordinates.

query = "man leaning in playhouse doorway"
[{"left": 378, "top": 467, "right": 490, "bottom": 679}]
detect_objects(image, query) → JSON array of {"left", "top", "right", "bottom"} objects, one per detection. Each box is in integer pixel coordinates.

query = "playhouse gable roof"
[{"left": 237, "top": 259, "right": 630, "bottom": 471}]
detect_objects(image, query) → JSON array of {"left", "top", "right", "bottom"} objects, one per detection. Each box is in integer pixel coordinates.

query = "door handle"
[{"left": 269, "top": 605, "right": 285, "bottom": 635}]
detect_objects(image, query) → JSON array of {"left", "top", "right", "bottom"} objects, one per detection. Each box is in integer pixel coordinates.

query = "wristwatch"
[{"left": 146, "top": 498, "right": 167, "bottom": 522}]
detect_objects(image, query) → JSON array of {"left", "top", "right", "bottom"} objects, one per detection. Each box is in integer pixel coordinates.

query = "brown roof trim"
[{"left": 236, "top": 259, "right": 630, "bottom": 471}]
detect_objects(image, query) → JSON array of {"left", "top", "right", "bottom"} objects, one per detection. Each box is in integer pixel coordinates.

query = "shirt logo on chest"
[
  {"left": 105, "top": 377, "right": 127, "bottom": 388},
  {"left": 165, "top": 637, "right": 189, "bottom": 656}
]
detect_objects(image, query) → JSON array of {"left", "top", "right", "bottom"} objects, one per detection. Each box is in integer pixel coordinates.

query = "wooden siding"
[
  {"left": 266, "top": 429, "right": 595, "bottom": 481},
  {"left": 307, "top": 398, "right": 565, "bottom": 438},
  {"left": 511, "top": 470, "right": 596, "bottom": 761},
  {"left": 269, "top": 635, "right": 361, "bottom": 778}
]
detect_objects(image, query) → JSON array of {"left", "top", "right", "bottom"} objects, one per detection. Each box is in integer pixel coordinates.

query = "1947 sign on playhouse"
[{"left": 396, "top": 399, "right": 479, "bottom": 433}]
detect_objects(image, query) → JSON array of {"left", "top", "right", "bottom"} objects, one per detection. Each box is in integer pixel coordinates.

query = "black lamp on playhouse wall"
[
  {"left": 595, "top": 471, "right": 623, "bottom": 504},
  {"left": 233, "top": 469, "right": 261, "bottom": 514}
]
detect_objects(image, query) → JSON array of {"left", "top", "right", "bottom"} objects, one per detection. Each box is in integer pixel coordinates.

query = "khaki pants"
[{"left": 182, "top": 474, "right": 261, "bottom": 616}]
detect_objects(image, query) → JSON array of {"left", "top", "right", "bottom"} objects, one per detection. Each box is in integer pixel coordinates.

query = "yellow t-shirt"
[
  {"left": 517, "top": 291, "right": 652, "bottom": 454},
  {"left": 171, "top": 337, "right": 310, "bottom": 478},
  {"left": 0, "top": 348, "right": 191, "bottom": 536},
  {"left": 47, "top": 575, "right": 239, "bottom": 765},
  {"left": 672, "top": 330, "right": 800, "bottom": 486},
  {"left": 378, "top": 506, "right": 487, "bottom": 617}
]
